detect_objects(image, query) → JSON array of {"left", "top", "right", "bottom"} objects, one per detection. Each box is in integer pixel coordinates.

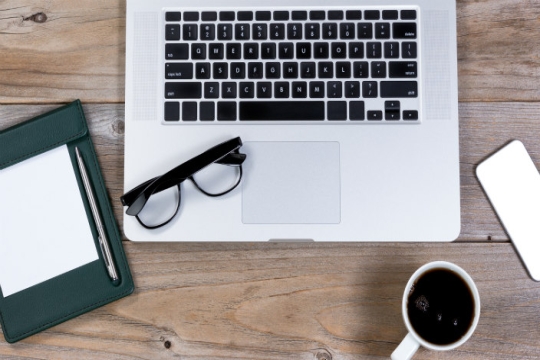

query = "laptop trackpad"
[{"left": 242, "top": 141, "right": 340, "bottom": 224}]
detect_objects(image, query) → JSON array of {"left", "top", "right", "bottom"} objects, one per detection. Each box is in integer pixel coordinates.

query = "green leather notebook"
[{"left": 0, "top": 100, "right": 133, "bottom": 343}]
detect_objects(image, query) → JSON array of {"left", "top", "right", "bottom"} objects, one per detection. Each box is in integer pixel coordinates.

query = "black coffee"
[{"left": 407, "top": 268, "right": 475, "bottom": 345}]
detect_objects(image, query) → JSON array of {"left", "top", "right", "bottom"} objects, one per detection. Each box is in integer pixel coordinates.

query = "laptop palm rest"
[{"left": 241, "top": 141, "right": 340, "bottom": 224}]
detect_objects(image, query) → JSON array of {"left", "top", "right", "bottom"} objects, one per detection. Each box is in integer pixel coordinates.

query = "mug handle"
[{"left": 391, "top": 332, "right": 420, "bottom": 360}]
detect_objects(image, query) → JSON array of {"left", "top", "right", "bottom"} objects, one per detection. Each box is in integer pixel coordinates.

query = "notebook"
[
  {"left": 0, "top": 101, "right": 133, "bottom": 343},
  {"left": 123, "top": 0, "right": 460, "bottom": 241}
]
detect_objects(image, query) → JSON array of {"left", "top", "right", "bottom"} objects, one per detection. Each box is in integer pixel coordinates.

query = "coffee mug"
[{"left": 391, "top": 261, "right": 481, "bottom": 360}]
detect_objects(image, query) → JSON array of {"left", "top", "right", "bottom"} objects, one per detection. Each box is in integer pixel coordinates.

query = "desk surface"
[{"left": 1, "top": 0, "right": 540, "bottom": 358}]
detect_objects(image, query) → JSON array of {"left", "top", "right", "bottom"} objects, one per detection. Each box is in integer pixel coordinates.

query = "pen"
[{"left": 75, "top": 147, "right": 119, "bottom": 282}]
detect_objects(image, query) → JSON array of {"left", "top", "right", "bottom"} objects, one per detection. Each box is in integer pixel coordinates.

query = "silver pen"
[{"left": 75, "top": 147, "right": 119, "bottom": 282}]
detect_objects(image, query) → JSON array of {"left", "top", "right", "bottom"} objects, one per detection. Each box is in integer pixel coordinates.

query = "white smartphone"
[{"left": 476, "top": 140, "right": 540, "bottom": 281}]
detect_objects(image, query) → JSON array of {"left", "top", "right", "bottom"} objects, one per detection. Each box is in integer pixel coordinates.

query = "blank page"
[{"left": 0, "top": 145, "right": 98, "bottom": 297}]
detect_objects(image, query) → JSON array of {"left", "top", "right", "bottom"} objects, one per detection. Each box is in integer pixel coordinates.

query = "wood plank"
[
  {"left": 0, "top": 0, "right": 539, "bottom": 103},
  {"left": 0, "top": 242, "right": 539, "bottom": 359}
]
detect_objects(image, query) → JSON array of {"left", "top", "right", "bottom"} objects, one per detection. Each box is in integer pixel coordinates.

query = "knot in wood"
[
  {"left": 316, "top": 350, "right": 332, "bottom": 360},
  {"left": 112, "top": 119, "right": 125, "bottom": 136},
  {"left": 27, "top": 12, "right": 47, "bottom": 23},
  {"left": 163, "top": 340, "right": 171, "bottom": 349}
]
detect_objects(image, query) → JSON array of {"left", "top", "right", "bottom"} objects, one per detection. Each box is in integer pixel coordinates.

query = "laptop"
[{"left": 124, "top": 0, "right": 460, "bottom": 241}]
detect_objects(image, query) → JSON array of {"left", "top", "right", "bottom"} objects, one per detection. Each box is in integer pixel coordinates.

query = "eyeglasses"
[{"left": 121, "top": 137, "right": 246, "bottom": 229}]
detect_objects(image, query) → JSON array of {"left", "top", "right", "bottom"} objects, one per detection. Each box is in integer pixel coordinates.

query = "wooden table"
[{"left": 1, "top": 0, "right": 540, "bottom": 358}]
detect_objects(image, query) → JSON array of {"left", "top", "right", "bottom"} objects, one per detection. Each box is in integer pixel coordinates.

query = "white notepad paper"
[{"left": 0, "top": 145, "right": 98, "bottom": 297}]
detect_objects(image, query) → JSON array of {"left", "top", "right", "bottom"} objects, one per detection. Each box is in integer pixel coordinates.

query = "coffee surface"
[{"left": 407, "top": 269, "right": 475, "bottom": 345}]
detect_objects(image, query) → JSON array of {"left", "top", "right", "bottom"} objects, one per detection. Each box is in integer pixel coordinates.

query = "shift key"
[
  {"left": 165, "top": 82, "right": 202, "bottom": 98},
  {"left": 381, "top": 81, "right": 417, "bottom": 98}
]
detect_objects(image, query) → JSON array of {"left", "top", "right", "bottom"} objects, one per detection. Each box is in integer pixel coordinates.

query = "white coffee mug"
[{"left": 391, "top": 261, "right": 481, "bottom": 360}]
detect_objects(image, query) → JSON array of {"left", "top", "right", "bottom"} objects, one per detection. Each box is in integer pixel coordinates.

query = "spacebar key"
[{"left": 240, "top": 101, "right": 325, "bottom": 121}]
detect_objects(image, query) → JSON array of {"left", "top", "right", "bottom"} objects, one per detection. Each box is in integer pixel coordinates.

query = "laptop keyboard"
[{"left": 163, "top": 8, "right": 420, "bottom": 123}]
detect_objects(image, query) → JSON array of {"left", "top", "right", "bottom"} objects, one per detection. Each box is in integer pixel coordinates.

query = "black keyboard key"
[
  {"left": 266, "top": 62, "right": 280, "bottom": 78},
  {"left": 201, "top": 24, "right": 215, "bottom": 40},
  {"left": 385, "top": 100, "right": 400, "bottom": 111},
  {"left": 380, "top": 81, "right": 418, "bottom": 98},
  {"left": 367, "top": 110, "right": 383, "bottom": 121},
  {"left": 283, "top": 62, "right": 298, "bottom": 78},
  {"left": 328, "top": 11, "right": 344, "bottom": 20},
  {"left": 261, "top": 43, "right": 276, "bottom": 59},
  {"left": 213, "top": 62, "right": 228, "bottom": 79},
  {"left": 231, "top": 62, "right": 246, "bottom": 79},
  {"left": 253, "top": 23, "right": 268, "bottom": 40},
  {"left": 191, "top": 43, "right": 206, "bottom": 59},
  {"left": 256, "top": 11, "right": 271, "bottom": 21},
  {"left": 314, "top": 42, "right": 329, "bottom": 58},
  {"left": 301, "top": 62, "right": 316, "bottom": 78},
  {"left": 385, "top": 101, "right": 400, "bottom": 120},
  {"left": 350, "top": 101, "right": 365, "bottom": 120},
  {"left": 340, "top": 23, "right": 355, "bottom": 39},
  {"left": 218, "top": 24, "right": 233, "bottom": 40},
  {"left": 292, "top": 11, "right": 308, "bottom": 20},
  {"left": 322, "top": 23, "right": 338, "bottom": 39},
  {"left": 165, "top": 43, "right": 188, "bottom": 60},
  {"left": 328, "top": 101, "right": 346, "bottom": 120},
  {"left": 401, "top": 10, "right": 417, "bottom": 20},
  {"left": 222, "top": 82, "right": 237, "bottom": 98},
  {"left": 239, "top": 82, "right": 255, "bottom": 98},
  {"left": 165, "top": 24, "right": 180, "bottom": 41},
  {"left": 310, "top": 11, "right": 325, "bottom": 20},
  {"left": 183, "top": 24, "right": 198, "bottom": 40},
  {"left": 164, "top": 102, "right": 179, "bottom": 121},
  {"left": 366, "top": 42, "right": 382, "bottom": 58},
  {"left": 357, "top": 23, "right": 373, "bottom": 39},
  {"left": 244, "top": 43, "right": 259, "bottom": 59},
  {"left": 353, "top": 61, "right": 369, "bottom": 78},
  {"left": 327, "top": 81, "right": 342, "bottom": 98},
  {"left": 346, "top": 10, "right": 362, "bottom": 20},
  {"left": 218, "top": 102, "right": 237, "bottom": 121},
  {"left": 305, "top": 23, "right": 320, "bottom": 39},
  {"left": 402, "top": 42, "right": 417, "bottom": 58},
  {"left": 182, "top": 102, "right": 197, "bottom": 121},
  {"left": 386, "top": 111, "right": 400, "bottom": 121},
  {"left": 184, "top": 12, "right": 199, "bottom": 21},
  {"left": 318, "top": 62, "right": 333, "bottom": 78},
  {"left": 226, "top": 43, "right": 241, "bottom": 59},
  {"left": 204, "top": 82, "right": 219, "bottom": 98},
  {"left": 389, "top": 61, "right": 418, "bottom": 78},
  {"left": 364, "top": 10, "right": 380, "bottom": 20},
  {"left": 375, "top": 23, "right": 391, "bottom": 39},
  {"left": 362, "top": 81, "right": 378, "bottom": 98},
  {"left": 166, "top": 12, "right": 181, "bottom": 22},
  {"left": 345, "top": 81, "right": 360, "bottom": 98},
  {"left": 240, "top": 101, "right": 325, "bottom": 120},
  {"left": 248, "top": 62, "right": 263, "bottom": 79},
  {"left": 384, "top": 42, "right": 400, "bottom": 58},
  {"left": 220, "top": 11, "right": 235, "bottom": 21},
  {"left": 297, "top": 43, "right": 311, "bottom": 59},
  {"left": 279, "top": 42, "right": 294, "bottom": 59},
  {"left": 209, "top": 43, "right": 224, "bottom": 59},
  {"left": 403, "top": 110, "right": 419, "bottom": 120},
  {"left": 238, "top": 11, "right": 253, "bottom": 21},
  {"left": 287, "top": 23, "right": 303, "bottom": 39},
  {"left": 257, "top": 82, "right": 272, "bottom": 98},
  {"left": 349, "top": 42, "right": 364, "bottom": 58},
  {"left": 382, "top": 10, "right": 398, "bottom": 20},
  {"left": 270, "top": 23, "right": 285, "bottom": 39},
  {"left": 196, "top": 63, "right": 210, "bottom": 79},
  {"left": 310, "top": 81, "right": 325, "bottom": 98},
  {"left": 292, "top": 81, "right": 308, "bottom": 98},
  {"left": 274, "top": 11, "right": 289, "bottom": 21},
  {"left": 371, "top": 61, "right": 386, "bottom": 78},
  {"left": 202, "top": 11, "right": 217, "bottom": 21},
  {"left": 165, "top": 63, "right": 193, "bottom": 79},
  {"left": 274, "top": 82, "right": 290, "bottom": 98},
  {"left": 200, "top": 102, "right": 215, "bottom": 121},
  {"left": 235, "top": 24, "right": 250, "bottom": 40},
  {"left": 393, "top": 23, "right": 417, "bottom": 39},
  {"left": 336, "top": 61, "right": 351, "bottom": 78},
  {"left": 332, "top": 42, "right": 347, "bottom": 58}
]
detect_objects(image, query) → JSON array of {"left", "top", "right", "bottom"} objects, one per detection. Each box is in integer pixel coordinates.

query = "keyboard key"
[
  {"left": 200, "top": 24, "right": 215, "bottom": 40},
  {"left": 248, "top": 62, "right": 263, "bottom": 79},
  {"left": 209, "top": 43, "right": 224, "bottom": 59},
  {"left": 256, "top": 11, "right": 271, "bottom": 21},
  {"left": 182, "top": 102, "right": 197, "bottom": 121},
  {"left": 270, "top": 23, "right": 285, "bottom": 39},
  {"left": 213, "top": 62, "right": 228, "bottom": 79},
  {"left": 278, "top": 42, "right": 294, "bottom": 59},
  {"left": 305, "top": 23, "right": 320, "bottom": 39},
  {"left": 200, "top": 102, "right": 215, "bottom": 121},
  {"left": 385, "top": 100, "right": 400, "bottom": 120},
  {"left": 366, "top": 42, "right": 382, "bottom": 58},
  {"left": 218, "top": 102, "right": 237, "bottom": 121},
  {"left": 386, "top": 111, "right": 400, "bottom": 121},
  {"left": 336, "top": 61, "right": 351, "bottom": 78},
  {"left": 382, "top": 10, "right": 398, "bottom": 20},
  {"left": 235, "top": 24, "right": 250, "bottom": 40},
  {"left": 230, "top": 62, "right": 246, "bottom": 79},
  {"left": 332, "top": 42, "right": 347, "bottom": 58},
  {"left": 165, "top": 63, "right": 193, "bottom": 79},
  {"left": 357, "top": 23, "right": 373, "bottom": 39},
  {"left": 204, "top": 82, "right": 219, "bottom": 98},
  {"left": 350, "top": 101, "right": 365, "bottom": 120},
  {"left": 266, "top": 62, "right": 281, "bottom": 78},
  {"left": 201, "top": 12, "right": 217, "bottom": 21},
  {"left": 346, "top": 10, "right": 362, "bottom": 20},
  {"left": 253, "top": 23, "right": 268, "bottom": 40},
  {"left": 244, "top": 43, "right": 259, "bottom": 59},
  {"left": 238, "top": 11, "right": 253, "bottom": 21},
  {"left": 402, "top": 42, "right": 417, "bottom": 58},
  {"left": 283, "top": 62, "right": 298, "bottom": 78},
  {"left": 314, "top": 42, "right": 329, "bottom": 58},
  {"left": 322, "top": 23, "right": 338, "bottom": 39},
  {"left": 353, "top": 61, "right": 369, "bottom": 78},
  {"left": 274, "top": 11, "right": 289, "bottom": 21},
  {"left": 328, "top": 11, "right": 344, "bottom": 20},
  {"left": 384, "top": 42, "right": 400, "bottom": 58},
  {"left": 389, "top": 61, "right": 418, "bottom": 78},
  {"left": 220, "top": 11, "right": 235, "bottom": 21},
  {"left": 345, "top": 81, "right": 360, "bottom": 98},
  {"left": 165, "top": 43, "right": 188, "bottom": 59},
  {"left": 296, "top": 43, "right": 311, "bottom": 59},
  {"left": 240, "top": 101, "right": 325, "bottom": 120},
  {"left": 393, "top": 23, "right": 417, "bottom": 39},
  {"left": 318, "top": 62, "right": 333, "bottom": 78},
  {"left": 292, "top": 81, "right": 308, "bottom": 98},
  {"left": 340, "top": 23, "right": 355, "bottom": 39},
  {"left": 328, "top": 101, "right": 347, "bottom": 120},
  {"left": 226, "top": 43, "right": 241, "bottom": 59},
  {"left": 261, "top": 43, "right": 276, "bottom": 59},
  {"left": 327, "top": 81, "right": 342, "bottom": 98},
  {"left": 367, "top": 110, "right": 383, "bottom": 121},
  {"left": 257, "top": 82, "right": 272, "bottom": 98},
  {"left": 166, "top": 12, "right": 181, "bottom": 22},
  {"left": 380, "top": 81, "right": 418, "bottom": 98},
  {"left": 364, "top": 10, "right": 380, "bottom": 20},
  {"left": 195, "top": 63, "right": 210, "bottom": 79},
  {"left": 164, "top": 102, "right": 179, "bottom": 121},
  {"left": 309, "top": 81, "right": 325, "bottom": 98},
  {"left": 184, "top": 12, "right": 199, "bottom": 21},
  {"left": 274, "top": 82, "right": 290, "bottom": 98},
  {"left": 375, "top": 23, "right": 391, "bottom": 39},
  {"left": 301, "top": 62, "right": 316, "bottom": 78},
  {"left": 183, "top": 24, "right": 198, "bottom": 40},
  {"left": 349, "top": 42, "right": 364, "bottom": 58},
  {"left": 385, "top": 100, "right": 400, "bottom": 111},
  {"left": 191, "top": 43, "right": 206, "bottom": 59},
  {"left": 292, "top": 11, "right": 308, "bottom": 20},
  {"left": 218, "top": 24, "right": 233, "bottom": 40},
  {"left": 239, "top": 82, "right": 255, "bottom": 98},
  {"left": 287, "top": 23, "right": 303, "bottom": 39},
  {"left": 362, "top": 81, "right": 378, "bottom": 98},
  {"left": 371, "top": 61, "right": 386, "bottom": 78},
  {"left": 401, "top": 10, "right": 417, "bottom": 20},
  {"left": 222, "top": 82, "right": 237, "bottom": 98},
  {"left": 310, "top": 11, "right": 325, "bottom": 20},
  {"left": 165, "top": 24, "right": 180, "bottom": 41},
  {"left": 403, "top": 110, "right": 419, "bottom": 120}
]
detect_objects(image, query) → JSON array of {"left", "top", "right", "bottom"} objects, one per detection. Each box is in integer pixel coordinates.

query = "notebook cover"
[{"left": 0, "top": 100, "right": 134, "bottom": 343}]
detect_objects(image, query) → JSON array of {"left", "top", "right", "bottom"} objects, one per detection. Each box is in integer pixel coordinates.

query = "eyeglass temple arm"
[{"left": 216, "top": 152, "right": 246, "bottom": 166}]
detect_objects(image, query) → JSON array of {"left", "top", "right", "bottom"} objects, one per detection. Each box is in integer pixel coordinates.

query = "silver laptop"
[{"left": 124, "top": 0, "right": 460, "bottom": 241}]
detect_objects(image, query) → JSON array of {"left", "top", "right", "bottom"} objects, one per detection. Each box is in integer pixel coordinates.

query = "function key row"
[{"left": 166, "top": 10, "right": 417, "bottom": 22}]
